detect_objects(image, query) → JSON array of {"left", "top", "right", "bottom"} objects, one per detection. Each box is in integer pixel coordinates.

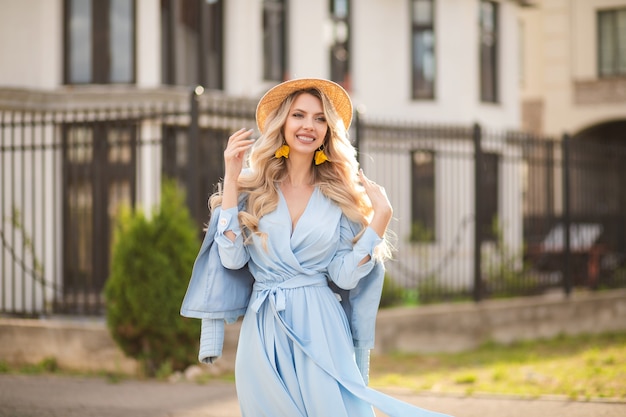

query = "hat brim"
[{"left": 255, "top": 78, "right": 353, "bottom": 133}]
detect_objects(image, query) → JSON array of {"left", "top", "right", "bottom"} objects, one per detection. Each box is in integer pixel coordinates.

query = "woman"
[{"left": 208, "top": 78, "right": 451, "bottom": 417}]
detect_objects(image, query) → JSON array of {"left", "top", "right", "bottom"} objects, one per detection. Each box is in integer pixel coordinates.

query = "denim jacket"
[{"left": 180, "top": 201, "right": 385, "bottom": 381}]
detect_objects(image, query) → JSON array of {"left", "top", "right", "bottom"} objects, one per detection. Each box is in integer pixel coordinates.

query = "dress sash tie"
[{"left": 250, "top": 274, "right": 328, "bottom": 313}]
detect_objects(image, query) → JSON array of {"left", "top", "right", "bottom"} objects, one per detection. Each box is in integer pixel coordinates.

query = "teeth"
[{"left": 297, "top": 136, "right": 315, "bottom": 142}]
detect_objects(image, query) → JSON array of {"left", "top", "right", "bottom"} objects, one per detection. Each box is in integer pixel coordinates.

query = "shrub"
[
  {"left": 105, "top": 179, "right": 201, "bottom": 376},
  {"left": 379, "top": 274, "right": 409, "bottom": 308}
]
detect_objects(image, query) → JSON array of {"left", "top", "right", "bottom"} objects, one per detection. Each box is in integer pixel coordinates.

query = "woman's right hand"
[
  {"left": 358, "top": 169, "right": 393, "bottom": 238},
  {"left": 222, "top": 128, "right": 254, "bottom": 209},
  {"left": 223, "top": 128, "right": 255, "bottom": 181}
]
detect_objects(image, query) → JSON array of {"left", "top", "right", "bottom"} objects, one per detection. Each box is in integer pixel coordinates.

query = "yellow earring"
[
  {"left": 314, "top": 147, "right": 329, "bottom": 165},
  {"left": 275, "top": 144, "right": 290, "bottom": 159}
]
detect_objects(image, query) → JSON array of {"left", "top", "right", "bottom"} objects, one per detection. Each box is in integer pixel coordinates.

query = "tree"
[{"left": 105, "top": 179, "right": 201, "bottom": 376}]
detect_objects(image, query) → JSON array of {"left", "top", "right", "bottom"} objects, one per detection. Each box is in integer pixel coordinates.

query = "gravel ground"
[{"left": 1, "top": 374, "right": 624, "bottom": 417}]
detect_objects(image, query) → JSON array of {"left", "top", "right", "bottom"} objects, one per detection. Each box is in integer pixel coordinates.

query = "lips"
[{"left": 296, "top": 135, "right": 316, "bottom": 143}]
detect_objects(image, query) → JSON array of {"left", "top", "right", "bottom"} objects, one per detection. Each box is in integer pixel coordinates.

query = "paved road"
[{"left": 1, "top": 374, "right": 624, "bottom": 417}]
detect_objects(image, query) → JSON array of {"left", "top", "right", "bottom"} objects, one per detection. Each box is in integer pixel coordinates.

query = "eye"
[
  {"left": 292, "top": 112, "right": 304, "bottom": 118},
  {"left": 316, "top": 116, "right": 327, "bottom": 123}
]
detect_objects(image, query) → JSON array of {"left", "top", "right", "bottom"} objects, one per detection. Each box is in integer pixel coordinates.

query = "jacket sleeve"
[
  {"left": 354, "top": 347, "right": 370, "bottom": 384},
  {"left": 345, "top": 261, "right": 384, "bottom": 385},
  {"left": 215, "top": 206, "right": 250, "bottom": 269},
  {"left": 180, "top": 197, "right": 254, "bottom": 365},
  {"left": 179, "top": 204, "right": 253, "bottom": 321},
  {"left": 348, "top": 261, "right": 385, "bottom": 349},
  {"left": 198, "top": 318, "right": 225, "bottom": 363},
  {"left": 326, "top": 215, "right": 386, "bottom": 385},
  {"left": 327, "top": 215, "right": 383, "bottom": 290}
]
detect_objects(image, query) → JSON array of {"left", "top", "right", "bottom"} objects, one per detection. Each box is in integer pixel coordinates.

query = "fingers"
[
  {"left": 228, "top": 127, "right": 254, "bottom": 143},
  {"left": 358, "top": 169, "right": 380, "bottom": 190},
  {"left": 358, "top": 169, "right": 390, "bottom": 201},
  {"left": 227, "top": 128, "right": 255, "bottom": 149},
  {"left": 357, "top": 169, "right": 371, "bottom": 186},
  {"left": 225, "top": 128, "right": 255, "bottom": 159}
]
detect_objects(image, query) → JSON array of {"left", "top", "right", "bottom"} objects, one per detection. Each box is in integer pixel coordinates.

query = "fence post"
[
  {"left": 188, "top": 86, "right": 203, "bottom": 225},
  {"left": 473, "top": 123, "right": 483, "bottom": 302},
  {"left": 562, "top": 132, "right": 572, "bottom": 297}
]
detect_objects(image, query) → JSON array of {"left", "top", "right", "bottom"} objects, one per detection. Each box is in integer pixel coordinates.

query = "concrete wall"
[
  {"left": 2, "top": 289, "right": 625, "bottom": 375},
  {"left": 0, "top": 318, "right": 138, "bottom": 374},
  {"left": 374, "top": 289, "right": 626, "bottom": 354}
]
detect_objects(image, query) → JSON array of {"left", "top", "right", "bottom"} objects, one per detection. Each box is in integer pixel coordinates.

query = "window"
[
  {"left": 598, "top": 8, "right": 626, "bottom": 77},
  {"left": 479, "top": 152, "right": 499, "bottom": 241},
  {"left": 411, "top": 0, "right": 436, "bottom": 99},
  {"left": 161, "top": 0, "right": 224, "bottom": 89},
  {"left": 329, "top": 0, "right": 351, "bottom": 89},
  {"left": 519, "top": 20, "right": 525, "bottom": 86},
  {"left": 263, "top": 0, "right": 288, "bottom": 81},
  {"left": 64, "top": 0, "right": 136, "bottom": 84},
  {"left": 410, "top": 150, "right": 435, "bottom": 242},
  {"left": 63, "top": 123, "right": 136, "bottom": 307},
  {"left": 479, "top": 0, "right": 498, "bottom": 103}
]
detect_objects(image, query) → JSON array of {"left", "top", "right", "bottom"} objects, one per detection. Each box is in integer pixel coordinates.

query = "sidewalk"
[{"left": 1, "top": 374, "right": 625, "bottom": 417}]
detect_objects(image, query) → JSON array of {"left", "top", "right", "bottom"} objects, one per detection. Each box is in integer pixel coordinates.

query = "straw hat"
[{"left": 255, "top": 78, "right": 353, "bottom": 133}]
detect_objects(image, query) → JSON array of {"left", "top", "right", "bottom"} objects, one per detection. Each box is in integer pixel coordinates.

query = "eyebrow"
[{"left": 292, "top": 108, "right": 325, "bottom": 116}]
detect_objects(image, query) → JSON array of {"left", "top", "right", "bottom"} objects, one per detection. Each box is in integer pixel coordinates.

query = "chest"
[
  {"left": 279, "top": 184, "right": 315, "bottom": 231},
  {"left": 256, "top": 187, "right": 342, "bottom": 249}
]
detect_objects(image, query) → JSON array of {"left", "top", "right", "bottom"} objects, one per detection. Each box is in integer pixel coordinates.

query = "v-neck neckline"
[{"left": 279, "top": 186, "right": 317, "bottom": 237}]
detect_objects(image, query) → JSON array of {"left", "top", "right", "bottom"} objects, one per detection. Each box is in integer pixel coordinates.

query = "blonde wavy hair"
[{"left": 210, "top": 88, "right": 391, "bottom": 261}]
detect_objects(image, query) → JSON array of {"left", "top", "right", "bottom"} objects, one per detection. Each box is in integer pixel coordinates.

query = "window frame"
[
  {"left": 410, "top": 149, "right": 436, "bottom": 243},
  {"left": 410, "top": 0, "right": 436, "bottom": 100},
  {"left": 62, "top": 122, "right": 137, "bottom": 300},
  {"left": 597, "top": 7, "right": 626, "bottom": 78},
  {"left": 479, "top": 151, "right": 499, "bottom": 242},
  {"left": 160, "top": 0, "right": 224, "bottom": 89},
  {"left": 479, "top": 0, "right": 499, "bottom": 103},
  {"left": 63, "top": 0, "right": 137, "bottom": 85},
  {"left": 263, "top": 0, "right": 288, "bottom": 82},
  {"left": 329, "top": 0, "right": 351, "bottom": 90}
]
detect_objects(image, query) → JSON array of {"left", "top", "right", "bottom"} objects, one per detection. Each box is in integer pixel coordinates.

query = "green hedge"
[{"left": 105, "top": 180, "right": 201, "bottom": 376}]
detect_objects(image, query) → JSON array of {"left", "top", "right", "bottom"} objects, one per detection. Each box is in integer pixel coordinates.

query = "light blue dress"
[{"left": 215, "top": 187, "right": 451, "bottom": 417}]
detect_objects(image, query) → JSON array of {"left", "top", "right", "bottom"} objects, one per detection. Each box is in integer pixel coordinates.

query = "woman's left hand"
[{"left": 358, "top": 169, "right": 393, "bottom": 238}]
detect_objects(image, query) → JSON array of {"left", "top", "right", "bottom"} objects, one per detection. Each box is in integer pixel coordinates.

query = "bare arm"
[
  {"left": 221, "top": 128, "right": 254, "bottom": 241},
  {"left": 357, "top": 169, "right": 393, "bottom": 265}
]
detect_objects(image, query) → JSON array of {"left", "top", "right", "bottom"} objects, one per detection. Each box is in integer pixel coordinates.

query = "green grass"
[
  {"left": 0, "top": 357, "right": 129, "bottom": 384},
  {"left": 369, "top": 332, "right": 626, "bottom": 401},
  {"left": 3, "top": 332, "right": 625, "bottom": 400}
]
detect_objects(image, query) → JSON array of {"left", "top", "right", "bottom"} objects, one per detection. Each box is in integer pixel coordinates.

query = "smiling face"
[{"left": 282, "top": 92, "right": 328, "bottom": 157}]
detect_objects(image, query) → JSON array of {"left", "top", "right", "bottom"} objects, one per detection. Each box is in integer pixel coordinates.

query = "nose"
[{"left": 303, "top": 116, "right": 314, "bottom": 130}]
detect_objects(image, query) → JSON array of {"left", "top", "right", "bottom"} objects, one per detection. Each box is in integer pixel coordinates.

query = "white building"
[
  {"left": 0, "top": 0, "right": 534, "bottom": 314},
  {"left": 520, "top": 0, "right": 626, "bottom": 138},
  {"left": 1, "top": 0, "right": 526, "bottom": 126}
]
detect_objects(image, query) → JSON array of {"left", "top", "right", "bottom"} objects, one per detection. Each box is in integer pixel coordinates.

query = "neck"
[{"left": 284, "top": 156, "right": 313, "bottom": 187}]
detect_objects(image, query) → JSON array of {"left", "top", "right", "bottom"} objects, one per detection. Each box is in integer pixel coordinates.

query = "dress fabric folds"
[{"left": 215, "top": 188, "right": 451, "bottom": 417}]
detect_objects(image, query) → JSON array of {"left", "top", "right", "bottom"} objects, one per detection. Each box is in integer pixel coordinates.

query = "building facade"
[
  {"left": 1, "top": 0, "right": 526, "bottom": 127},
  {"left": 2, "top": 0, "right": 570, "bottom": 315},
  {"left": 519, "top": 0, "right": 626, "bottom": 138}
]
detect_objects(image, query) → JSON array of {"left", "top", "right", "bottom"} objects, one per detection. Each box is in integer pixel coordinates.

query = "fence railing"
[
  {"left": 358, "top": 116, "right": 626, "bottom": 304},
  {"left": 1, "top": 87, "right": 625, "bottom": 316}
]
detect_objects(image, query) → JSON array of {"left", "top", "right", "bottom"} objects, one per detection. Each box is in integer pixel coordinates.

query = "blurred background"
[{"left": 0, "top": 0, "right": 625, "bottom": 377}]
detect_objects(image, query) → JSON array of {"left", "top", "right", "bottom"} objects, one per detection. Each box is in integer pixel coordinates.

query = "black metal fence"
[
  {"left": 1, "top": 88, "right": 625, "bottom": 316},
  {"left": 359, "top": 117, "right": 626, "bottom": 305}
]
